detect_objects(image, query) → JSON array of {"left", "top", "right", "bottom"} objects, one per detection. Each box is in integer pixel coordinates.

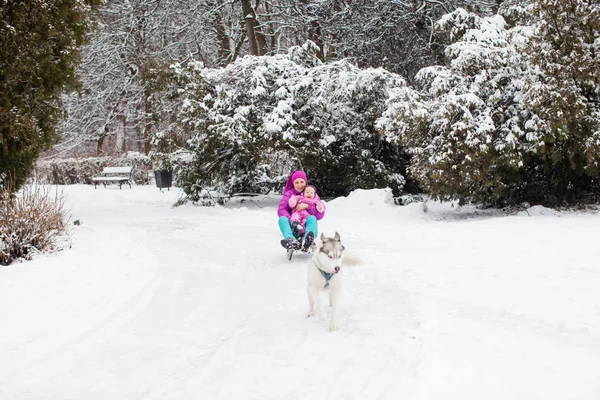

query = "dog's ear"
[
  {"left": 320, "top": 233, "right": 327, "bottom": 242},
  {"left": 334, "top": 232, "right": 340, "bottom": 241}
]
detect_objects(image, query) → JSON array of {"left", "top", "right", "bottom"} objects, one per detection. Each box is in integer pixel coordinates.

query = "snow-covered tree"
[
  {"left": 378, "top": 9, "right": 536, "bottom": 204},
  {"left": 171, "top": 42, "right": 408, "bottom": 200},
  {"left": 54, "top": 0, "right": 239, "bottom": 158},
  {"left": 521, "top": 0, "right": 600, "bottom": 202},
  {"left": 315, "top": 0, "right": 501, "bottom": 81},
  {"left": 53, "top": 0, "right": 511, "bottom": 159},
  {"left": 498, "top": 0, "right": 536, "bottom": 27},
  {"left": 379, "top": 4, "right": 600, "bottom": 206}
]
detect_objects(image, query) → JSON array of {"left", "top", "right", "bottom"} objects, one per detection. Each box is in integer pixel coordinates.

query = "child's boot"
[
  {"left": 280, "top": 237, "right": 301, "bottom": 250},
  {"left": 291, "top": 221, "right": 303, "bottom": 235},
  {"left": 302, "top": 231, "right": 315, "bottom": 252}
]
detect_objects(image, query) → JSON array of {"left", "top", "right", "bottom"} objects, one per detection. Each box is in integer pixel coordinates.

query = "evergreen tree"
[
  {"left": 170, "top": 42, "right": 409, "bottom": 201},
  {"left": 379, "top": 9, "right": 538, "bottom": 205},
  {"left": 0, "top": 0, "right": 99, "bottom": 190},
  {"left": 379, "top": 4, "right": 600, "bottom": 206},
  {"left": 521, "top": 0, "right": 600, "bottom": 203}
]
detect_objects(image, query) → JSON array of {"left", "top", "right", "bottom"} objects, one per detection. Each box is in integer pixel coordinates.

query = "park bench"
[{"left": 91, "top": 166, "right": 133, "bottom": 189}]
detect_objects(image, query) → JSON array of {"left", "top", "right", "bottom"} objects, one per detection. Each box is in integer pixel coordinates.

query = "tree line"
[{"left": 2, "top": 0, "right": 599, "bottom": 207}]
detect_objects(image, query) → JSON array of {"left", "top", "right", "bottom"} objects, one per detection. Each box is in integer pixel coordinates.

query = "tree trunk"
[
  {"left": 143, "top": 94, "right": 152, "bottom": 155},
  {"left": 97, "top": 129, "right": 106, "bottom": 156},
  {"left": 309, "top": 21, "right": 325, "bottom": 60},
  {"left": 301, "top": 0, "right": 325, "bottom": 60},
  {"left": 241, "top": 0, "right": 267, "bottom": 56},
  {"left": 116, "top": 112, "right": 126, "bottom": 154},
  {"left": 215, "top": 13, "right": 232, "bottom": 66}
]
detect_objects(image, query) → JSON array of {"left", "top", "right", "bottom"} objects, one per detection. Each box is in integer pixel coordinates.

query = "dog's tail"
[{"left": 343, "top": 253, "right": 363, "bottom": 266}]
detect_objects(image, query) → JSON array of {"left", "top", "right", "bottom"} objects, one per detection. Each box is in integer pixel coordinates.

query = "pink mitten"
[
  {"left": 288, "top": 195, "right": 297, "bottom": 208},
  {"left": 316, "top": 202, "right": 325, "bottom": 213}
]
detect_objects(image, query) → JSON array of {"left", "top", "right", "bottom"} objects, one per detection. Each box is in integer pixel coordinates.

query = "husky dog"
[{"left": 307, "top": 232, "right": 345, "bottom": 331}]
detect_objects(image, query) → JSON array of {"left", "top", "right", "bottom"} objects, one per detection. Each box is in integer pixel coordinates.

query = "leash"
[{"left": 318, "top": 268, "right": 335, "bottom": 288}]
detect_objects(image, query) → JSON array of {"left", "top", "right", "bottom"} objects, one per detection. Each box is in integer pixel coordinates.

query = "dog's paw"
[{"left": 330, "top": 323, "right": 339, "bottom": 331}]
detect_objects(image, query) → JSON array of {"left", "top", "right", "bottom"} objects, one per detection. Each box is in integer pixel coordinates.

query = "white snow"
[{"left": 1, "top": 185, "right": 600, "bottom": 399}]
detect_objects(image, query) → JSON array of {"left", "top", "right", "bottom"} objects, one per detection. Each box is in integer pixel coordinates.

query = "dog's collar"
[{"left": 318, "top": 268, "right": 335, "bottom": 288}]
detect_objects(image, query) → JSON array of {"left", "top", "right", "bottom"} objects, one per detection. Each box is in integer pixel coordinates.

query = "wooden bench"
[{"left": 91, "top": 166, "right": 133, "bottom": 189}]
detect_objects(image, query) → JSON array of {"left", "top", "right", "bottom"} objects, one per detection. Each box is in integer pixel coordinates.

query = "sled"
[
  {"left": 283, "top": 229, "right": 316, "bottom": 260},
  {"left": 287, "top": 247, "right": 295, "bottom": 260},
  {"left": 286, "top": 241, "right": 315, "bottom": 260},
  {"left": 286, "top": 246, "right": 313, "bottom": 260}
]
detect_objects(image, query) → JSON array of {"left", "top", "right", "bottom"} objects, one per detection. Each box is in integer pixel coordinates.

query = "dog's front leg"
[
  {"left": 307, "top": 286, "right": 315, "bottom": 317},
  {"left": 329, "top": 288, "right": 340, "bottom": 331},
  {"left": 308, "top": 286, "right": 325, "bottom": 321}
]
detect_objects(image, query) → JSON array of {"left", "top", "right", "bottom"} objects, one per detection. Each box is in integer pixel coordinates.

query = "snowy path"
[{"left": 1, "top": 186, "right": 599, "bottom": 399}]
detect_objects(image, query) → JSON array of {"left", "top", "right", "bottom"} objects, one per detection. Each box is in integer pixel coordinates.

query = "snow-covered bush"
[
  {"left": 170, "top": 42, "right": 409, "bottom": 201},
  {"left": 0, "top": 185, "right": 68, "bottom": 265},
  {"left": 36, "top": 153, "right": 153, "bottom": 185},
  {"left": 498, "top": 0, "right": 536, "bottom": 27},
  {"left": 521, "top": 0, "right": 600, "bottom": 203},
  {"left": 379, "top": 6, "right": 600, "bottom": 206},
  {"left": 379, "top": 9, "right": 537, "bottom": 205}
]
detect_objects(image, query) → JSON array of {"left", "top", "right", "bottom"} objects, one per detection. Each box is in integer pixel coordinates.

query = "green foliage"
[
  {"left": 289, "top": 64, "right": 409, "bottom": 197},
  {"left": 0, "top": 0, "right": 100, "bottom": 191},
  {"left": 522, "top": 0, "right": 600, "bottom": 204},
  {"left": 170, "top": 44, "right": 410, "bottom": 201},
  {"left": 380, "top": 5, "right": 600, "bottom": 207}
]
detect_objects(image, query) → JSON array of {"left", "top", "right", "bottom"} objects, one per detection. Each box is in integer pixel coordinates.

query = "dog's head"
[{"left": 315, "top": 232, "right": 345, "bottom": 274}]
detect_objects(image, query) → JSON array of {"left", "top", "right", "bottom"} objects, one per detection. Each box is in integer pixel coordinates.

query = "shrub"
[
  {"left": 379, "top": 7, "right": 600, "bottom": 207},
  {"left": 0, "top": 185, "right": 69, "bottom": 265},
  {"left": 35, "top": 153, "right": 153, "bottom": 185},
  {"left": 170, "top": 42, "right": 410, "bottom": 201}
]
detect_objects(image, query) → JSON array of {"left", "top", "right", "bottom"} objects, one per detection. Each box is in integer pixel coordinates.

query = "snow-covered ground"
[{"left": 1, "top": 185, "right": 599, "bottom": 400}]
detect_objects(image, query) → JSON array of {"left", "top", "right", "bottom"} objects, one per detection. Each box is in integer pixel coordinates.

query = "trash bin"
[{"left": 154, "top": 170, "right": 173, "bottom": 191}]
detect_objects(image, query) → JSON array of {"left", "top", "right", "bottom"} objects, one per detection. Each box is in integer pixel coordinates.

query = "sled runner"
[
  {"left": 282, "top": 231, "right": 315, "bottom": 260},
  {"left": 286, "top": 244, "right": 314, "bottom": 260}
]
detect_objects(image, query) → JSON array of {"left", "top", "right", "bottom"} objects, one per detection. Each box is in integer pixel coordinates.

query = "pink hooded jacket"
[
  {"left": 277, "top": 171, "right": 325, "bottom": 221},
  {"left": 289, "top": 185, "right": 326, "bottom": 214}
]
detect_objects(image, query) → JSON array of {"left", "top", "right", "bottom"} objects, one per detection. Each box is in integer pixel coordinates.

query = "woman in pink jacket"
[{"left": 277, "top": 170, "right": 325, "bottom": 250}]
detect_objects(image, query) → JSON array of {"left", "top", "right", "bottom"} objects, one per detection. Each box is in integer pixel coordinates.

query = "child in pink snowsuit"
[{"left": 288, "top": 185, "right": 325, "bottom": 234}]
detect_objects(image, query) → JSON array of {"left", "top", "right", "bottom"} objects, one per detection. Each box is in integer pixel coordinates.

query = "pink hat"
[{"left": 283, "top": 170, "right": 307, "bottom": 193}]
